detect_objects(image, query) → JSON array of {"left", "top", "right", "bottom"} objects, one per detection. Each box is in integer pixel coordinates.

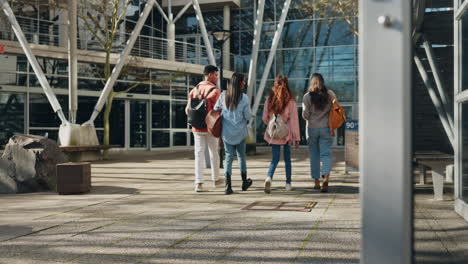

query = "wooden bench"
[
  {"left": 414, "top": 151, "right": 454, "bottom": 200},
  {"left": 60, "top": 145, "right": 116, "bottom": 162}
]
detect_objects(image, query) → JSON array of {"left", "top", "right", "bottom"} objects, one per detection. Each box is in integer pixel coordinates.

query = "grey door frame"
[{"left": 359, "top": 1, "right": 413, "bottom": 263}]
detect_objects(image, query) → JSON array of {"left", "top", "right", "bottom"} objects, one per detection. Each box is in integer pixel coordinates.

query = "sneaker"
[
  {"left": 195, "top": 183, "right": 203, "bottom": 192},
  {"left": 264, "top": 177, "right": 272, "bottom": 194},
  {"left": 213, "top": 178, "right": 224, "bottom": 187},
  {"left": 285, "top": 183, "right": 292, "bottom": 191}
]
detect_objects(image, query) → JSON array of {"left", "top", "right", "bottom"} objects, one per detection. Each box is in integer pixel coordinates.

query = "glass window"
[
  {"left": 286, "top": 1, "right": 314, "bottom": 21},
  {"left": 152, "top": 131, "right": 170, "bottom": 148},
  {"left": 315, "top": 46, "right": 355, "bottom": 79},
  {"left": 78, "top": 78, "right": 104, "bottom": 92},
  {"left": 315, "top": 18, "right": 355, "bottom": 46},
  {"left": 29, "top": 93, "right": 68, "bottom": 128},
  {"left": 326, "top": 78, "right": 355, "bottom": 102},
  {"left": 130, "top": 101, "right": 148, "bottom": 148},
  {"left": 280, "top": 21, "right": 314, "bottom": 48},
  {"left": 462, "top": 13, "right": 468, "bottom": 91},
  {"left": 152, "top": 100, "right": 170, "bottom": 129},
  {"left": 151, "top": 70, "right": 171, "bottom": 96},
  {"left": 76, "top": 96, "right": 103, "bottom": 127},
  {"left": 115, "top": 81, "right": 149, "bottom": 95},
  {"left": 173, "top": 132, "right": 187, "bottom": 146},
  {"left": 275, "top": 49, "right": 314, "bottom": 79},
  {"left": 0, "top": 93, "right": 25, "bottom": 148},
  {"left": 172, "top": 101, "right": 188, "bottom": 129},
  {"left": 171, "top": 75, "right": 188, "bottom": 100},
  {"left": 0, "top": 72, "right": 28, "bottom": 87},
  {"left": 462, "top": 102, "right": 468, "bottom": 202},
  {"left": 288, "top": 79, "right": 310, "bottom": 103},
  {"left": 108, "top": 99, "right": 125, "bottom": 147}
]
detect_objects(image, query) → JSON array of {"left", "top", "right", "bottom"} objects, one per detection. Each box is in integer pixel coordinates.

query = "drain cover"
[{"left": 241, "top": 201, "right": 317, "bottom": 212}]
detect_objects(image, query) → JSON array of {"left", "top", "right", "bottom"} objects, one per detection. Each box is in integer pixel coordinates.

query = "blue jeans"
[
  {"left": 267, "top": 144, "right": 291, "bottom": 184},
  {"left": 224, "top": 140, "right": 247, "bottom": 176},
  {"left": 307, "top": 128, "right": 333, "bottom": 179}
]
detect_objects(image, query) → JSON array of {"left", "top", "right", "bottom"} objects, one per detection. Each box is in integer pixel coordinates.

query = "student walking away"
[
  {"left": 262, "top": 75, "right": 300, "bottom": 194},
  {"left": 302, "top": 73, "right": 337, "bottom": 193},
  {"left": 214, "top": 72, "right": 252, "bottom": 195},
  {"left": 186, "top": 65, "right": 223, "bottom": 193}
]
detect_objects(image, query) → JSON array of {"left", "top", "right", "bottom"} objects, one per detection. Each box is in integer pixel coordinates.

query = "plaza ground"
[{"left": 0, "top": 148, "right": 467, "bottom": 264}]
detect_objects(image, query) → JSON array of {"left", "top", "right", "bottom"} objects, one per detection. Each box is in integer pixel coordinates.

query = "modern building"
[{"left": 0, "top": 0, "right": 358, "bottom": 150}]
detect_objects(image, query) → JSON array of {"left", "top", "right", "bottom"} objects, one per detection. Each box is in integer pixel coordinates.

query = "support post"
[
  {"left": 0, "top": 0, "right": 67, "bottom": 124},
  {"left": 414, "top": 55, "right": 455, "bottom": 148},
  {"left": 422, "top": 38, "right": 454, "bottom": 129},
  {"left": 85, "top": 0, "right": 156, "bottom": 124},
  {"left": 360, "top": 0, "right": 413, "bottom": 263},
  {"left": 247, "top": 0, "right": 265, "bottom": 102},
  {"left": 68, "top": 0, "right": 78, "bottom": 124},
  {"left": 251, "top": 0, "right": 291, "bottom": 122},
  {"left": 223, "top": 4, "right": 230, "bottom": 71},
  {"left": 192, "top": 0, "right": 216, "bottom": 66}
]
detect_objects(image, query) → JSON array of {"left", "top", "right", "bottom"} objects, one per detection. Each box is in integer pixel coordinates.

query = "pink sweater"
[{"left": 262, "top": 98, "right": 301, "bottom": 145}]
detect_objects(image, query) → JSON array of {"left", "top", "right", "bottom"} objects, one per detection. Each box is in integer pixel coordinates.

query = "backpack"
[
  {"left": 267, "top": 114, "right": 289, "bottom": 142},
  {"left": 328, "top": 98, "right": 346, "bottom": 136},
  {"left": 187, "top": 85, "right": 217, "bottom": 129}
]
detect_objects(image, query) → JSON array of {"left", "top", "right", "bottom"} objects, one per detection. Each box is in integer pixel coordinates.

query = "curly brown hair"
[{"left": 267, "top": 75, "right": 293, "bottom": 115}]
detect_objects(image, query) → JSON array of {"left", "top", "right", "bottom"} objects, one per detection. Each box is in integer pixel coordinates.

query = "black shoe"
[
  {"left": 241, "top": 172, "right": 253, "bottom": 191},
  {"left": 225, "top": 173, "right": 233, "bottom": 195}
]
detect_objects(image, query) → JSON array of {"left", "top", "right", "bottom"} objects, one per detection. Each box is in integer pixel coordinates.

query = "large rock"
[{"left": 0, "top": 135, "right": 66, "bottom": 193}]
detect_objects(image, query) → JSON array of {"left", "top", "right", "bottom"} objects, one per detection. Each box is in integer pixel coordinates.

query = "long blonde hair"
[{"left": 308, "top": 73, "right": 329, "bottom": 110}]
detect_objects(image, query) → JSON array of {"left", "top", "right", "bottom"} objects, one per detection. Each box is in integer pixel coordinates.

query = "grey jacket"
[{"left": 302, "top": 90, "right": 337, "bottom": 129}]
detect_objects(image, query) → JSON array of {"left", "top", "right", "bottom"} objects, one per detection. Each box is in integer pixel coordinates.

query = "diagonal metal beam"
[
  {"left": 246, "top": 0, "right": 265, "bottom": 104},
  {"left": 422, "top": 38, "right": 454, "bottom": 130},
  {"left": 154, "top": 0, "right": 170, "bottom": 23},
  {"left": 85, "top": 0, "right": 156, "bottom": 124},
  {"left": 173, "top": 1, "right": 192, "bottom": 23},
  {"left": 0, "top": 0, "right": 68, "bottom": 124},
  {"left": 414, "top": 54, "right": 455, "bottom": 148},
  {"left": 192, "top": 0, "right": 216, "bottom": 66},
  {"left": 250, "top": 0, "right": 291, "bottom": 122}
]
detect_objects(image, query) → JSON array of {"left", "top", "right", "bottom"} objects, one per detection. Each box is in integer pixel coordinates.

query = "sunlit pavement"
[{"left": 0, "top": 148, "right": 466, "bottom": 264}]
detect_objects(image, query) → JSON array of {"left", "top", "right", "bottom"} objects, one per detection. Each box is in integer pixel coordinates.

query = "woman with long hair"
[
  {"left": 302, "top": 73, "right": 336, "bottom": 192},
  {"left": 214, "top": 72, "right": 253, "bottom": 195},
  {"left": 262, "top": 75, "right": 300, "bottom": 194}
]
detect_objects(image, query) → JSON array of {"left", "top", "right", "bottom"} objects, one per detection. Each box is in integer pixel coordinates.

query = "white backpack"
[{"left": 267, "top": 114, "right": 289, "bottom": 142}]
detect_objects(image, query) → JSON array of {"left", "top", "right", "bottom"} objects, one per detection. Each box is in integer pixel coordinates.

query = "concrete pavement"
[{"left": 0, "top": 148, "right": 466, "bottom": 263}]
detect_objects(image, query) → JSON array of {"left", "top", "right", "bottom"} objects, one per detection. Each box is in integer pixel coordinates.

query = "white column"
[
  {"left": 223, "top": 4, "right": 230, "bottom": 70},
  {"left": 168, "top": 22, "right": 176, "bottom": 61},
  {"left": 360, "top": 0, "right": 412, "bottom": 263},
  {"left": 68, "top": 0, "right": 78, "bottom": 124},
  {"left": 58, "top": 9, "right": 68, "bottom": 48},
  {"left": 247, "top": 0, "right": 265, "bottom": 102}
]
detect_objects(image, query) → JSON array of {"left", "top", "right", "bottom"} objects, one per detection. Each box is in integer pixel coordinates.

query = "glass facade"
[
  {"left": 230, "top": 0, "right": 358, "bottom": 145},
  {"left": 0, "top": 0, "right": 358, "bottom": 149}
]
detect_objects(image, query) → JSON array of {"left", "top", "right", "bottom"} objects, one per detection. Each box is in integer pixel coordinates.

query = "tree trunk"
[
  {"left": 103, "top": 51, "right": 112, "bottom": 157},
  {"left": 103, "top": 92, "right": 114, "bottom": 157}
]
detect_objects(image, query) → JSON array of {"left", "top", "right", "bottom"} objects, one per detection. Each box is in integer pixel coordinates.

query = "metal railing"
[{"left": 0, "top": 14, "right": 239, "bottom": 70}]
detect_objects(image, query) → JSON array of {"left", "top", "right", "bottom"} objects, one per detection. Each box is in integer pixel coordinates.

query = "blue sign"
[{"left": 345, "top": 120, "right": 358, "bottom": 130}]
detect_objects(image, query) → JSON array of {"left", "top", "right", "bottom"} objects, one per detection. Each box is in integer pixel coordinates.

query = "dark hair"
[
  {"left": 268, "top": 75, "right": 293, "bottom": 115},
  {"left": 308, "top": 73, "right": 329, "bottom": 110},
  {"left": 203, "top": 65, "right": 218, "bottom": 76},
  {"left": 225, "top": 72, "right": 245, "bottom": 110}
]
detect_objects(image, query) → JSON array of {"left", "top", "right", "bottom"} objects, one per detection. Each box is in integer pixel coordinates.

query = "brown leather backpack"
[
  {"left": 328, "top": 99, "right": 346, "bottom": 136},
  {"left": 205, "top": 109, "right": 222, "bottom": 138}
]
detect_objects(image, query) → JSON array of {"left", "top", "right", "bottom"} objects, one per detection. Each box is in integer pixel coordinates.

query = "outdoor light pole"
[{"left": 211, "top": 30, "right": 231, "bottom": 89}]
